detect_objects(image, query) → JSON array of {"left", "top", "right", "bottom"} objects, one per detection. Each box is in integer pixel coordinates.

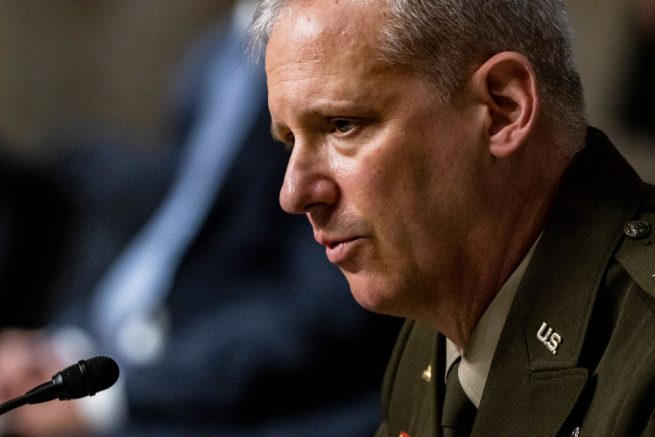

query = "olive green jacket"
[{"left": 376, "top": 128, "right": 655, "bottom": 437}]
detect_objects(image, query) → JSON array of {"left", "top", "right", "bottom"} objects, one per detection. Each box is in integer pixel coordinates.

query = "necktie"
[
  {"left": 441, "top": 359, "right": 477, "bottom": 437},
  {"left": 88, "top": 22, "right": 265, "bottom": 365}
]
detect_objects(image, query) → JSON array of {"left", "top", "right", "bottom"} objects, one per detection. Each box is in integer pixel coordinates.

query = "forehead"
[
  {"left": 264, "top": 0, "right": 421, "bottom": 142},
  {"left": 265, "top": 0, "right": 385, "bottom": 71}
]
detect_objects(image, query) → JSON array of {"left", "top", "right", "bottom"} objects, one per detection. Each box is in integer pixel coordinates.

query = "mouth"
[{"left": 323, "top": 237, "right": 363, "bottom": 264}]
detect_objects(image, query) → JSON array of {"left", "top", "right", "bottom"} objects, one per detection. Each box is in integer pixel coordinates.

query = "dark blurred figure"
[
  {"left": 0, "top": 139, "right": 71, "bottom": 328},
  {"left": 622, "top": 0, "right": 655, "bottom": 135},
  {"left": 0, "top": 2, "right": 400, "bottom": 435}
]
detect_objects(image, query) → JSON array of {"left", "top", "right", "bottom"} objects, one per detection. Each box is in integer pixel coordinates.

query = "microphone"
[{"left": 0, "top": 356, "right": 119, "bottom": 415}]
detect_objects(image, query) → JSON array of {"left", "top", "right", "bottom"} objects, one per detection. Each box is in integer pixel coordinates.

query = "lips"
[{"left": 322, "top": 237, "right": 363, "bottom": 264}]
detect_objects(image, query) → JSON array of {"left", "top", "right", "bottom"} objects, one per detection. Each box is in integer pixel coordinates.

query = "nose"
[{"left": 279, "top": 146, "right": 339, "bottom": 215}]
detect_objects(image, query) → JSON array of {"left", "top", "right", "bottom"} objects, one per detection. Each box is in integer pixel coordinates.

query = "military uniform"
[{"left": 376, "top": 128, "right": 655, "bottom": 437}]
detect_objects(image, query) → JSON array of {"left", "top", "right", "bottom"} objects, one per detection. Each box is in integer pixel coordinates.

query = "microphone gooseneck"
[{"left": 0, "top": 356, "right": 119, "bottom": 415}]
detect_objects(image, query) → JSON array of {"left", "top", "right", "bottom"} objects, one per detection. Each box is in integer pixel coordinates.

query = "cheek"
[
  {"left": 360, "top": 144, "right": 433, "bottom": 250},
  {"left": 370, "top": 139, "right": 439, "bottom": 213},
  {"left": 373, "top": 138, "right": 459, "bottom": 253}
]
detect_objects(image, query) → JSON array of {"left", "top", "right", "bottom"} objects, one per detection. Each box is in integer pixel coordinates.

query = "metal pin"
[{"left": 421, "top": 364, "right": 432, "bottom": 383}]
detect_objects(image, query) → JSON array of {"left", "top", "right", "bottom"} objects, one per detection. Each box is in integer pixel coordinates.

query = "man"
[{"left": 249, "top": 0, "right": 655, "bottom": 435}]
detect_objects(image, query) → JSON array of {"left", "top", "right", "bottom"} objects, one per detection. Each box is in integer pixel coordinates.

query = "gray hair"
[{"left": 249, "top": 0, "right": 586, "bottom": 144}]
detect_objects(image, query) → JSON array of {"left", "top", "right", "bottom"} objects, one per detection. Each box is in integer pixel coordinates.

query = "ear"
[{"left": 470, "top": 52, "right": 540, "bottom": 158}]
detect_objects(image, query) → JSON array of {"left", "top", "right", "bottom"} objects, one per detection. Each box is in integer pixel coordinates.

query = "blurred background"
[
  {"left": 0, "top": 0, "right": 237, "bottom": 331},
  {"left": 568, "top": 0, "right": 655, "bottom": 182},
  {"left": 0, "top": 0, "right": 234, "bottom": 161}
]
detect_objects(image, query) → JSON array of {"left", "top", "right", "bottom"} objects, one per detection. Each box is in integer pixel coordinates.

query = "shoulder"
[
  {"left": 614, "top": 186, "right": 655, "bottom": 297},
  {"left": 583, "top": 195, "right": 655, "bottom": 434}
]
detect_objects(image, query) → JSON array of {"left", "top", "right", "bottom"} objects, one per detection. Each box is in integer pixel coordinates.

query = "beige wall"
[
  {"left": 0, "top": 0, "right": 232, "bottom": 159},
  {"left": 567, "top": 0, "right": 655, "bottom": 182},
  {"left": 567, "top": 0, "right": 632, "bottom": 128}
]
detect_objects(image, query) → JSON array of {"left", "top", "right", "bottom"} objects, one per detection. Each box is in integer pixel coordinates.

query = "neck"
[{"left": 433, "top": 146, "right": 572, "bottom": 348}]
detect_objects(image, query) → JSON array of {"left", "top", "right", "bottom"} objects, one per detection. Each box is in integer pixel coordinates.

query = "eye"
[{"left": 331, "top": 119, "right": 358, "bottom": 135}]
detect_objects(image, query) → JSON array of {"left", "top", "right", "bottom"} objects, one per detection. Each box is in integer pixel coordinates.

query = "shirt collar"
[{"left": 446, "top": 236, "right": 540, "bottom": 407}]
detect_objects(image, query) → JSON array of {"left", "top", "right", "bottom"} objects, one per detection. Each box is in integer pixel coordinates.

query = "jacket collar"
[{"left": 473, "top": 128, "right": 643, "bottom": 436}]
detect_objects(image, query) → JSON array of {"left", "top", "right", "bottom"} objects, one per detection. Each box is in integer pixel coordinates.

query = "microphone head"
[{"left": 59, "top": 356, "right": 119, "bottom": 399}]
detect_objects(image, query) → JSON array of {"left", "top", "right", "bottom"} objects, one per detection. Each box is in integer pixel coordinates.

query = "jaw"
[{"left": 342, "top": 263, "right": 425, "bottom": 319}]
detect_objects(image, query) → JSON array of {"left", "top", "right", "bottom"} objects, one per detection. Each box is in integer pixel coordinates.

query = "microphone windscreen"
[{"left": 60, "top": 356, "right": 119, "bottom": 398}]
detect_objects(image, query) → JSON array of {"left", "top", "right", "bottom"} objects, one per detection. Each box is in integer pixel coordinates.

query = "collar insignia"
[{"left": 537, "top": 322, "right": 562, "bottom": 354}]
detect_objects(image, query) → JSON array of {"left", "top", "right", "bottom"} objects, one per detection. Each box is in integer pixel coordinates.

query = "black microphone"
[{"left": 0, "top": 356, "right": 119, "bottom": 415}]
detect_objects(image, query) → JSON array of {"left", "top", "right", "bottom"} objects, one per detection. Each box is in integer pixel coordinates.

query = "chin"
[{"left": 345, "top": 271, "right": 406, "bottom": 318}]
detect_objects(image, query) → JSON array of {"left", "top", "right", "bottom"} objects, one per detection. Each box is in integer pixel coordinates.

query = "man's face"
[{"left": 266, "top": 0, "right": 488, "bottom": 321}]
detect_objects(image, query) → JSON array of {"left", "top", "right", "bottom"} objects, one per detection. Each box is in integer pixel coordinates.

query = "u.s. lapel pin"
[
  {"left": 421, "top": 364, "right": 432, "bottom": 382},
  {"left": 537, "top": 322, "right": 562, "bottom": 354}
]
